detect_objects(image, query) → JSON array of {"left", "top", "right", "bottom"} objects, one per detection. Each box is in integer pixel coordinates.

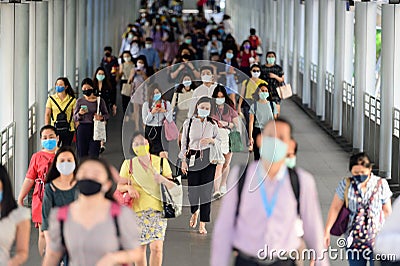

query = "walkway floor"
[{"left": 25, "top": 99, "right": 350, "bottom": 266}]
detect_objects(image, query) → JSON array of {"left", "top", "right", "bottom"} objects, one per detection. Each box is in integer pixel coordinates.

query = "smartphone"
[
  {"left": 156, "top": 103, "right": 161, "bottom": 108},
  {"left": 81, "top": 105, "right": 88, "bottom": 111}
]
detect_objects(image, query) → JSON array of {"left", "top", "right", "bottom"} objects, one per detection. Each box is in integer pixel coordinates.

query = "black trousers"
[
  {"left": 58, "top": 131, "right": 74, "bottom": 148},
  {"left": 76, "top": 124, "right": 100, "bottom": 159},
  {"left": 186, "top": 149, "right": 216, "bottom": 222},
  {"left": 235, "top": 255, "right": 296, "bottom": 266},
  {"left": 145, "top": 125, "right": 168, "bottom": 156},
  {"left": 122, "top": 95, "right": 131, "bottom": 115},
  {"left": 252, "top": 127, "right": 262, "bottom": 160}
]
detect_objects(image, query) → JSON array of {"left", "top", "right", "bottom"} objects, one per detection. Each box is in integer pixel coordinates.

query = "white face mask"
[
  {"left": 136, "top": 63, "right": 145, "bottom": 69},
  {"left": 56, "top": 162, "right": 76, "bottom": 176},
  {"left": 123, "top": 57, "right": 131, "bottom": 62},
  {"left": 216, "top": 97, "right": 225, "bottom": 105},
  {"left": 183, "top": 80, "right": 192, "bottom": 87},
  {"left": 145, "top": 43, "right": 152, "bottom": 49},
  {"left": 251, "top": 71, "right": 261, "bottom": 78},
  {"left": 201, "top": 74, "right": 213, "bottom": 83}
]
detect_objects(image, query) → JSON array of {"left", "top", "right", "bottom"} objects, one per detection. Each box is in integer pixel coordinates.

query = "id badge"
[{"left": 189, "top": 155, "right": 196, "bottom": 167}]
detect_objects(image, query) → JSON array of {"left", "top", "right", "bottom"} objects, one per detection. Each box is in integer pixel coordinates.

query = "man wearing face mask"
[
  {"left": 100, "top": 46, "right": 119, "bottom": 96},
  {"left": 139, "top": 37, "right": 160, "bottom": 72},
  {"left": 188, "top": 66, "right": 218, "bottom": 118},
  {"left": 211, "top": 118, "right": 329, "bottom": 266}
]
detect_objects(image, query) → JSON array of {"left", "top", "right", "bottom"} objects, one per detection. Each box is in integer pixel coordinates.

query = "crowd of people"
[{"left": 0, "top": 5, "right": 399, "bottom": 266}]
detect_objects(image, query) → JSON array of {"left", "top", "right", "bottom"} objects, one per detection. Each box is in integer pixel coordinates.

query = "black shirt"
[{"left": 260, "top": 64, "right": 284, "bottom": 101}]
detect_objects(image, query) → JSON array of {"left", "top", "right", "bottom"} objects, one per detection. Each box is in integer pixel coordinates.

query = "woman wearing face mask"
[
  {"left": 170, "top": 47, "right": 200, "bottom": 80},
  {"left": 17, "top": 125, "right": 58, "bottom": 257},
  {"left": 73, "top": 78, "right": 109, "bottom": 159},
  {"left": 0, "top": 165, "right": 31, "bottom": 266},
  {"left": 45, "top": 77, "right": 76, "bottom": 148},
  {"left": 211, "top": 85, "right": 239, "bottom": 198},
  {"left": 43, "top": 158, "right": 141, "bottom": 266},
  {"left": 180, "top": 96, "right": 220, "bottom": 234},
  {"left": 118, "top": 132, "right": 176, "bottom": 266},
  {"left": 237, "top": 40, "right": 258, "bottom": 78},
  {"left": 248, "top": 84, "right": 278, "bottom": 159},
  {"left": 142, "top": 84, "right": 173, "bottom": 156},
  {"left": 94, "top": 67, "right": 116, "bottom": 116},
  {"left": 151, "top": 23, "right": 166, "bottom": 61},
  {"left": 119, "top": 30, "right": 136, "bottom": 56},
  {"left": 206, "top": 34, "right": 223, "bottom": 59},
  {"left": 119, "top": 51, "right": 135, "bottom": 116},
  {"left": 128, "top": 56, "right": 149, "bottom": 131},
  {"left": 324, "top": 153, "right": 392, "bottom": 266},
  {"left": 171, "top": 73, "right": 196, "bottom": 130},
  {"left": 41, "top": 147, "right": 78, "bottom": 264},
  {"left": 219, "top": 49, "right": 239, "bottom": 105},
  {"left": 260, "top": 51, "right": 285, "bottom": 115}
]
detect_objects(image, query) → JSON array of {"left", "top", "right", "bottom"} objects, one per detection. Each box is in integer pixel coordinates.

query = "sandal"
[
  {"left": 189, "top": 210, "right": 199, "bottom": 228},
  {"left": 199, "top": 222, "right": 207, "bottom": 235}
]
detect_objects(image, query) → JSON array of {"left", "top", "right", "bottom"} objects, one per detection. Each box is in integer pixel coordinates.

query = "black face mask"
[
  {"left": 83, "top": 89, "right": 94, "bottom": 96},
  {"left": 77, "top": 179, "right": 102, "bottom": 196},
  {"left": 182, "top": 54, "right": 191, "bottom": 60},
  {"left": 105, "top": 52, "right": 111, "bottom": 57}
]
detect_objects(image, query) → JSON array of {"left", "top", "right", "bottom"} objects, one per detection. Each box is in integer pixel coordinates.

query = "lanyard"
[{"left": 259, "top": 169, "right": 285, "bottom": 218}]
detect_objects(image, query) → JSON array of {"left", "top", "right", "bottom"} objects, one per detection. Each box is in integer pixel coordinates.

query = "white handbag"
[
  {"left": 277, "top": 83, "right": 293, "bottom": 99},
  {"left": 93, "top": 97, "right": 107, "bottom": 142}
]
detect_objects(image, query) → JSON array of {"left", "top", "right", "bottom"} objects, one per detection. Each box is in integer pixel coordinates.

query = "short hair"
[
  {"left": 250, "top": 64, "right": 261, "bottom": 71},
  {"left": 104, "top": 46, "right": 112, "bottom": 52},
  {"left": 349, "top": 152, "right": 372, "bottom": 172},
  {"left": 200, "top": 66, "right": 214, "bottom": 74},
  {"left": 145, "top": 37, "right": 153, "bottom": 42},
  {"left": 81, "top": 78, "right": 94, "bottom": 88},
  {"left": 266, "top": 51, "right": 276, "bottom": 57},
  {"left": 184, "top": 33, "right": 192, "bottom": 38},
  {"left": 40, "top": 125, "right": 57, "bottom": 137},
  {"left": 250, "top": 28, "right": 256, "bottom": 35}
]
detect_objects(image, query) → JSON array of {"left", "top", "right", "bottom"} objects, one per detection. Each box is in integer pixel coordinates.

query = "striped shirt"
[{"left": 336, "top": 174, "right": 392, "bottom": 237}]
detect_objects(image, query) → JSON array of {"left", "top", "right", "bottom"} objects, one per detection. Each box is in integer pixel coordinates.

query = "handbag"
[
  {"left": 163, "top": 119, "right": 179, "bottom": 141},
  {"left": 277, "top": 83, "right": 293, "bottom": 99},
  {"left": 159, "top": 158, "right": 183, "bottom": 218},
  {"left": 229, "top": 127, "right": 243, "bottom": 152},
  {"left": 113, "top": 159, "right": 134, "bottom": 208},
  {"left": 93, "top": 97, "right": 107, "bottom": 142},
  {"left": 121, "top": 82, "right": 133, "bottom": 97},
  {"left": 210, "top": 141, "right": 225, "bottom": 164},
  {"left": 330, "top": 177, "right": 351, "bottom": 236}
]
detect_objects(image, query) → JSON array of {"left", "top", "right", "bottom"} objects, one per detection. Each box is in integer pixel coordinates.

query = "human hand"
[
  {"left": 323, "top": 232, "right": 330, "bottom": 248},
  {"left": 151, "top": 107, "right": 160, "bottom": 114},
  {"left": 181, "top": 161, "right": 188, "bottom": 175},
  {"left": 94, "top": 114, "right": 103, "bottom": 121},
  {"left": 200, "top": 138, "right": 214, "bottom": 145},
  {"left": 127, "top": 186, "right": 140, "bottom": 199},
  {"left": 159, "top": 151, "right": 169, "bottom": 159},
  {"left": 79, "top": 108, "right": 87, "bottom": 115},
  {"left": 96, "top": 253, "right": 116, "bottom": 266},
  {"left": 112, "top": 105, "right": 117, "bottom": 116}
]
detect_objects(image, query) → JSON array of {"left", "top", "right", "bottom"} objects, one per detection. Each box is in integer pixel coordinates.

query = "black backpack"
[
  {"left": 50, "top": 96, "right": 74, "bottom": 134},
  {"left": 234, "top": 164, "right": 300, "bottom": 226}
]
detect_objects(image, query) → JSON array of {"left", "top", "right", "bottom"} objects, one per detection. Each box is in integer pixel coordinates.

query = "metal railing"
[
  {"left": 28, "top": 103, "right": 38, "bottom": 158},
  {"left": 299, "top": 57, "right": 304, "bottom": 74},
  {"left": 325, "top": 72, "right": 334, "bottom": 127},
  {"left": 342, "top": 82, "right": 354, "bottom": 145},
  {"left": 310, "top": 63, "right": 318, "bottom": 83},
  {"left": 363, "top": 93, "right": 381, "bottom": 165},
  {"left": 1, "top": 122, "right": 16, "bottom": 187},
  {"left": 310, "top": 63, "right": 318, "bottom": 112},
  {"left": 392, "top": 108, "right": 400, "bottom": 188}
]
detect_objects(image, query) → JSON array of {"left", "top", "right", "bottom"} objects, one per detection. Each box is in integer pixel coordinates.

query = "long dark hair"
[
  {"left": 55, "top": 77, "right": 75, "bottom": 98},
  {"left": 0, "top": 165, "right": 18, "bottom": 219},
  {"left": 193, "top": 96, "right": 215, "bottom": 124},
  {"left": 147, "top": 83, "right": 165, "bottom": 107},
  {"left": 46, "top": 146, "right": 78, "bottom": 183},
  {"left": 175, "top": 72, "right": 196, "bottom": 93},
  {"left": 252, "top": 83, "right": 270, "bottom": 102},
  {"left": 93, "top": 67, "right": 112, "bottom": 92},
  {"left": 77, "top": 158, "right": 116, "bottom": 201},
  {"left": 212, "top": 84, "right": 235, "bottom": 113}
]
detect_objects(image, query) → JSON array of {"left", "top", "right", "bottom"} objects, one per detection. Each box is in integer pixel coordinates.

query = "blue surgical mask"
[
  {"left": 197, "top": 108, "right": 210, "bottom": 118},
  {"left": 267, "top": 57, "right": 276, "bottom": 65},
  {"left": 56, "top": 162, "right": 76, "bottom": 176},
  {"left": 216, "top": 98, "right": 225, "bottom": 105},
  {"left": 226, "top": 52, "right": 234, "bottom": 59},
  {"left": 56, "top": 86, "right": 65, "bottom": 93},
  {"left": 153, "top": 93, "right": 162, "bottom": 101},
  {"left": 0, "top": 191, "right": 3, "bottom": 203},
  {"left": 285, "top": 157, "right": 296, "bottom": 169},
  {"left": 42, "top": 139, "right": 57, "bottom": 150},
  {"left": 96, "top": 74, "right": 105, "bottom": 81},
  {"left": 259, "top": 92, "right": 269, "bottom": 100},
  {"left": 183, "top": 80, "right": 192, "bottom": 87},
  {"left": 353, "top": 174, "right": 369, "bottom": 183},
  {"left": 260, "top": 136, "right": 288, "bottom": 163}
]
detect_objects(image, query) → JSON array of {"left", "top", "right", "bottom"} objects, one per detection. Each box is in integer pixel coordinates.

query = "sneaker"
[
  {"left": 100, "top": 146, "right": 106, "bottom": 154},
  {"left": 213, "top": 191, "right": 221, "bottom": 199},
  {"left": 220, "top": 186, "right": 227, "bottom": 195}
]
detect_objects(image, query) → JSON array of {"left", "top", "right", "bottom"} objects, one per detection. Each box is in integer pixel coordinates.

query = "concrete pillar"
[
  {"left": 93, "top": 0, "right": 101, "bottom": 74},
  {"left": 52, "top": 0, "right": 65, "bottom": 82},
  {"left": 77, "top": 0, "right": 87, "bottom": 89},
  {"left": 276, "top": 0, "right": 283, "bottom": 62},
  {"left": 99, "top": 0, "right": 105, "bottom": 48},
  {"left": 29, "top": 2, "right": 36, "bottom": 107},
  {"left": 65, "top": 0, "right": 77, "bottom": 88},
  {"left": 379, "top": 4, "right": 400, "bottom": 178},
  {"left": 87, "top": 0, "right": 94, "bottom": 76},
  {"left": 0, "top": 4, "right": 14, "bottom": 131},
  {"left": 13, "top": 3, "right": 30, "bottom": 195},
  {"left": 283, "top": 0, "right": 290, "bottom": 84},
  {"left": 317, "top": 0, "right": 327, "bottom": 119},
  {"left": 353, "top": 2, "right": 376, "bottom": 152},
  {"left": 271, "top": 0, "right": 277, "bottom": 51},
  {"left": 48, "top": 0, "right": 54, "bottom": 89},
  {"left": 303, "top": 0, "right": 314, "bottom": 106},
  {"left": 35, "top": 1, "right": 49, "bottom": 145},
  {"left": 333, "top": 0, "right": 346, "bottom": 134},
  {"left": 292, "top": 0, "right": 300, "bottom": 95}
]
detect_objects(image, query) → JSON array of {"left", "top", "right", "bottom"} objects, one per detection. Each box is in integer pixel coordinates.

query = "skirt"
[{"left": 136, "top": 209, "right": 168, "bottom": 245}]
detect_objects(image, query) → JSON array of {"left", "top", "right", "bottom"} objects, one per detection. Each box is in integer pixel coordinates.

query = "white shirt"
[{"left": 187, "top": 83, "right": 218, "bottom": 118}]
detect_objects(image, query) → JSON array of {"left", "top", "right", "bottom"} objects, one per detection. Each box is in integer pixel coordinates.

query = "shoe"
[
  {"left": 220, "top": 186, "right": 227, "bottom": 195},
  {"left": 100, "top": 146, "right": 106, "bottom": 154},
  {"left": 213, "top": 191, "right": 221, "bottom": 199},
  {"left": 190, "top": 210, "right": 199, "bottom": 228}
]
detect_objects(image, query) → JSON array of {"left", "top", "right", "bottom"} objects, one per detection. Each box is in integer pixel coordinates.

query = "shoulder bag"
[
  {"left": 159, "top": 158, "right": 183, "bottom": 218},
  {"left": 113, "top": 159, "right": 134, "bottom": 208},
  {"left": 330, "top": 177, "right": 351, "bottom": 236},
  {"left": 93, "top": 97, "right": 107, "bottom": 142}
]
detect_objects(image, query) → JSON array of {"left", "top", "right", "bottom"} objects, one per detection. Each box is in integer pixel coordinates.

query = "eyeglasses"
[{"left": 252, "top": 70, "right": 260, "bottom": 73}]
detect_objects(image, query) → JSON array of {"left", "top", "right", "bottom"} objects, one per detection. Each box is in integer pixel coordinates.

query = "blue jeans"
[{"left": 347, "top": 249, "right": 374, "bottom": 266}]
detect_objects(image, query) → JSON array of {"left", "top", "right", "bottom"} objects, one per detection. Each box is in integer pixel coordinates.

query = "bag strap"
[
  {"left": 344, "top": 177, "right": 350, "bottom": 208},
  {"left": 288, "top": 168, "right": 300, "bottom": 216},
  {"left": 49, "top": 96, "right": 63, "bottom": 113},
  {"left": 128, "top": 159, "right": 133, "bottom": 175},
  {"left": 110, "top": 202, "right": 123, "bottom": 251},
  {"left": 269, "top": 101, "right": 274, "bottom": 114},
  {"left": 57, "top": 205, "right": 69, "bottom": 252},
  {"left": 186, "top": 118, "right": 193, "bottom": 152},
  {"left": 96, "top": 97, "right": 101, "bottom": 115},
  {"left": 160, "top": 158, "right": 163, "bottom": 175},
  {"left": 234, "top": 164, "right": 248, "bottom": 227}
]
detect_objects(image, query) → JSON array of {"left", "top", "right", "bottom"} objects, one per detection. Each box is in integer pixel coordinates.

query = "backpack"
[
  {"left": 234, "top": 165, "right": 300, "bottom": 226},
  {"left": 50, "top": 96, "right": 74, "bottom": 134},
  {"left": 57, "top": 202, "right": 125, "bottom": 262}
]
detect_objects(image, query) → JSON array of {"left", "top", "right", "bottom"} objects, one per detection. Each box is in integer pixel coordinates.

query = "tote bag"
[
  {"left": 277, "top": 83, "right": 293, "bottom": 99},
  {"left": 93, "top": 97, "right": 107, "bottom": 142},
  {"left": 159, "top": 158, "right": 183, "bottom": 218}
]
